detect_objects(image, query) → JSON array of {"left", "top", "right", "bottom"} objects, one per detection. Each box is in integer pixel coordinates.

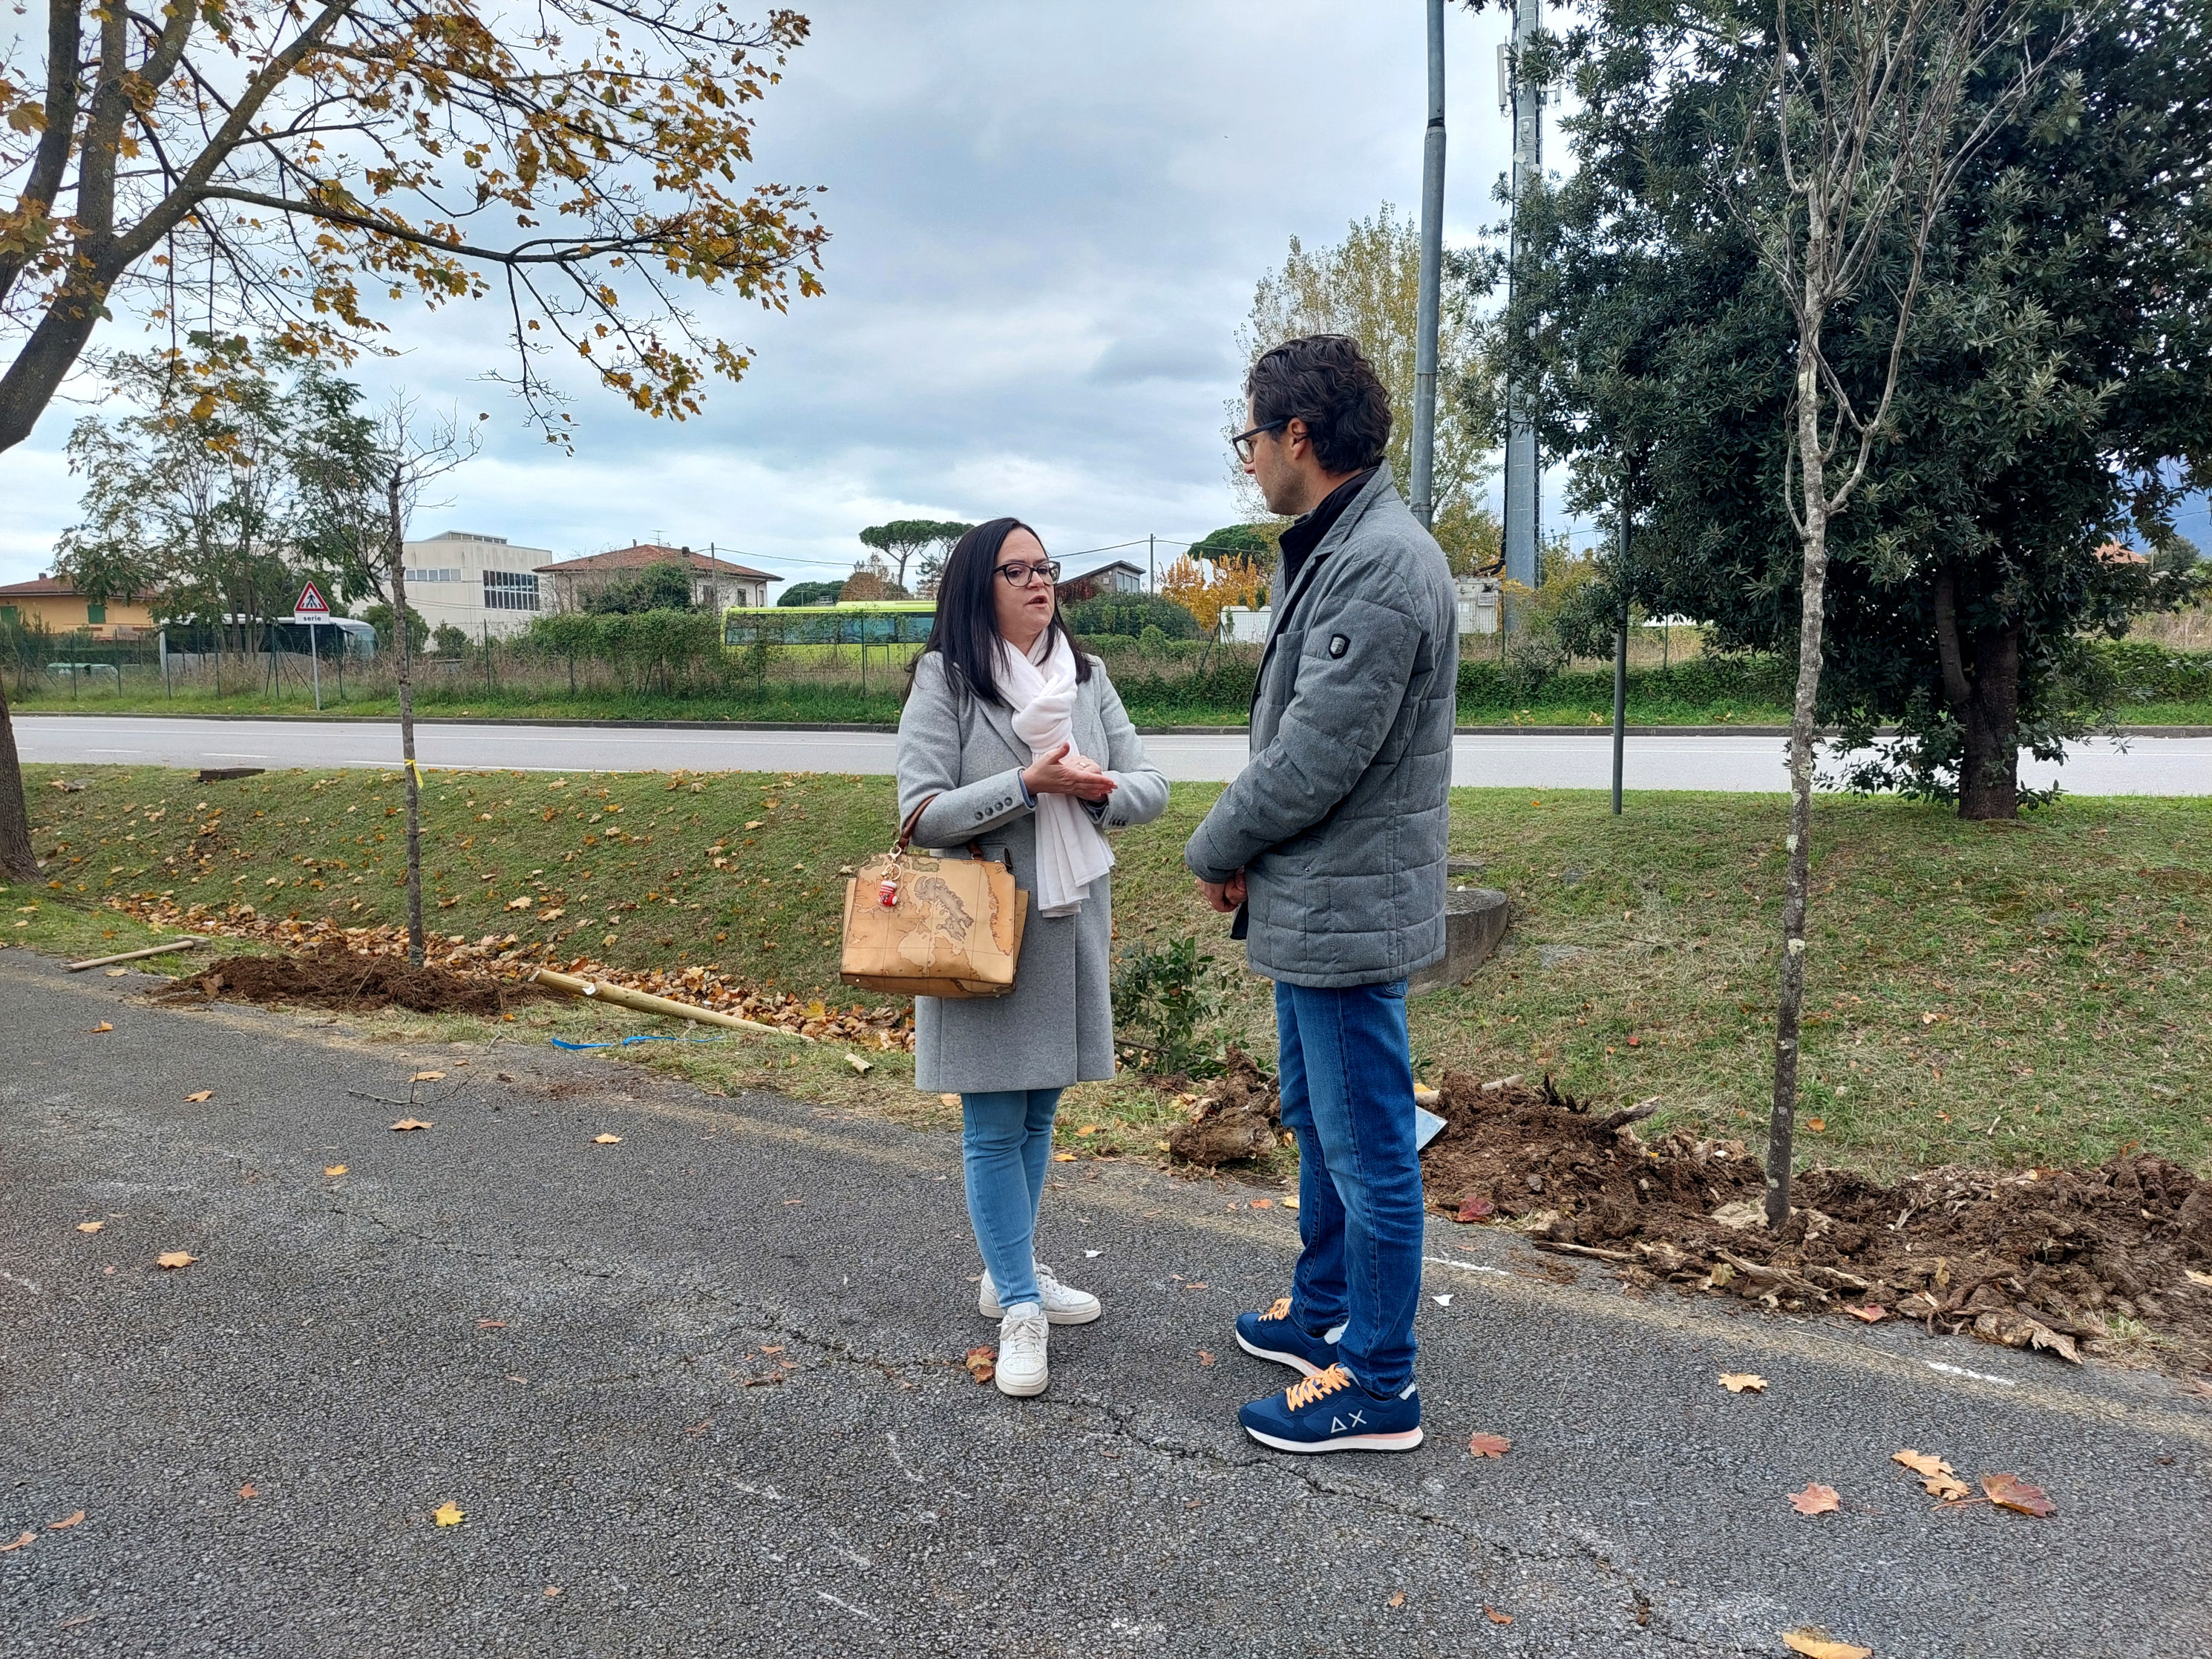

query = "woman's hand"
[{"left": 1024, "top": 742, "right": 1117, "bottom": 802}]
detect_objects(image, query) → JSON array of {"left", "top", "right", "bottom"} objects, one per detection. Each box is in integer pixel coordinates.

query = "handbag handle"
[{"left": 891, "top": 793, "right": 998, "bottom": 866}]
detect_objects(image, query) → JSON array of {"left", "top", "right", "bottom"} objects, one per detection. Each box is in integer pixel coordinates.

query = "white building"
[{"left": 399, "top": 530, "right": 553, "bottom": 639}]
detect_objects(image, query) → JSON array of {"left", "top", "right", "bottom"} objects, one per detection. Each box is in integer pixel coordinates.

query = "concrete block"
[{"left": 1410, "top": 886, "right": 1511, "bottom": 996}]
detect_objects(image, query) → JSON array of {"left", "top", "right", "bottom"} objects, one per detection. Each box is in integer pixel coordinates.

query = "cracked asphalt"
[{"left": 4, "top": 949, "right": 2210, "bottom": 1658}]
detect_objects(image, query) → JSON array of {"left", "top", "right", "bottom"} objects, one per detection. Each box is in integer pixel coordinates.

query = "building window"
[
  {"left": 405, "top": 567, "right": 463, "bottom": 583},
  {"left": 86, "top": 602, "right": 106, "bottom": 624},
  {"left": 483, "top": 570, "right": 541, "bottom": 612}
]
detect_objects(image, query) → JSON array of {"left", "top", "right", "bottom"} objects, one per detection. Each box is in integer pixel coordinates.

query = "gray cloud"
[{"left": 0, "top": 0, "right": 1527, "bottom": 587}]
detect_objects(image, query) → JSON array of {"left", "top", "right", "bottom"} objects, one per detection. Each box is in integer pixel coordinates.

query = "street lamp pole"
[{"left": 1410, "top": 0, "right": 1447, "bottom": 531}]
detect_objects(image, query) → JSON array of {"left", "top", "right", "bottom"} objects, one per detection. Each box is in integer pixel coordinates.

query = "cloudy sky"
[{"left": 0, "top": 1, "right": 1548, "bottom": 592}]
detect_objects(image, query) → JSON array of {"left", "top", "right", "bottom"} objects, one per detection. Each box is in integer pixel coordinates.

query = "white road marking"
[
  {"left": 1924, "top": 1360, "right": 2019, "bottom": 1387},
  {"left": 815, "top": 1590, "right": 880, "bottom": 1623}
]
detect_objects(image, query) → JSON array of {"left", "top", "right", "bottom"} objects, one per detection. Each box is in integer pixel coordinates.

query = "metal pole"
[
  {"left": 1148, "top": 534, "right": 1156, "bottom": 594},
  {"left": 1611, "top": 509, "right": 1629, "bottom": 815},
  {"left": 1410, "top": 0, "right": 1446, "bottom": 530},
  {"left": 310, "top": 621, "right": 321, "bottom": 710},
  {"left": 1501, "top": 0, "right": 1543, "bottom": 609}
]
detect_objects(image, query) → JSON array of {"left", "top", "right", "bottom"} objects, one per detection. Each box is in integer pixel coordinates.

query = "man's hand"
[{"left": 1196, "top": 868, "right": 1248, "bottom": 913}]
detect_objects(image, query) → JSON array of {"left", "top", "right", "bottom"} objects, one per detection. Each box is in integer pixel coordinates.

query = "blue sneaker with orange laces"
[
  {"left": 1234, "top": 1297, "right": 1341, "bottom": 1377},
  {"left": 1238, "top": 1363, "right": 1423, "bottom": 1454}
]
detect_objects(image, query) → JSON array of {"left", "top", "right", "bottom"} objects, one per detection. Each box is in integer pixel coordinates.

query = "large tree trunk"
[
  {"left": 0, "top": 673, "right": 40, "bottom": 882},
  {"left": 1934, "top": 569, "right": 2021, "bottom": 820},
  {"left": 1959, "top": 625, "right": 2021, "bottom": 820}
]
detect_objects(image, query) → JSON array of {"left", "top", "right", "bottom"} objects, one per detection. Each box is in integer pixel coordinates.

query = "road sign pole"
[{"left": 310, "top": 622, "right": 321, "bottom": 710}]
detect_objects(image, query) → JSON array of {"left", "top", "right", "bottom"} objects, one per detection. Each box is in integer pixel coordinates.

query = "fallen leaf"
[
  {"left": 105, "top": 967, "right": 128, "bottom": 977},
  {"left": 1980, "top": 1472, "right": 2054, "bottom": 1517},
  {"left": 1053, "top": 1151, "right": 1076, "bottom": 1162},
  {"left": 390, "top": 1119, "right": 432, "bottom": 1131},
  {"left": 238, "top": 1484, "right": 258, "bottom": 1499},
  {"left": 1718, "top": 1372, "right": 1767, "bottom": 1393},
  {"left": 1250, "top": 1198, "right": 1274, "bottom": 1208},
  {"left": 88, "top": 1021, "right": 111, "bottom": 1033},
  {"left": 505, "top": 896, "right": 534, "bottom": 910},
  {"left": 963, "top": 1346, "right": 997, "bottom": 1384},
  {"left": 0, "top": 1531, "right": 33, "bottom": 1553},
  {"left": 1467, "top": 1433, "right": 1511, "bottom": 1459},
  {"left": 155, "top": 1251, "right": 195, "bottom": 1269},
  {"left": 845, "top": 1053, "right": 873, "bottom": 1075},
  {"left": 1197, "top": 1349, "right": 1216, "bottom": 1367},
  {"left": 1485, "top": 1608, "right": 1514, "bottom": 1626},
  {"left": 1805, "top": 1116, "right": 1825, "bottom": 1132},
  {"left": 324, "top": 1165, "right": 347, "bottom": 1178},
  {"left": 410, "top": 1070, "right": 445, "bottom": 1082},
  {"left": 2185, "top": 1269, "right": 2212, "bottom": 1289},
  {"left": 1076, "top": 1125, "right": 1097, "bottom": 1136},
  {"left": 433, "top": 1502, "right": 464, "bottom": 1528},
  {"left": 593, "top": 1133, "right": 622, "bottom": 1145},
  {"left": 1387, "top": 1591, "right": 1405, "bottom": 1609},
  {"left": 939, "top": 1093, "right": 961, "bottom": 1107},
  {"left": 1455, "top": 1194, "right": 1495, "bottom": 1222},
  {"left": 1283, "top": 1197, "right": 1298, "bottom": 1211},
  {"left": 1844, "top": 1304, "right": 1887, "bottom": 1323},
  {"left": 1892, "top": 1448, "right": 1968, "bottom": 1501},
  {"left": 185, "top": 1090, "right": 213, "bottom": 1102},
  {"left": 76, "top": 1220, "right": 103, "bottom": 1234},
  {"left": 46, "top": 1511, "right": 84, "bottom": 1530},
  {"left": 1787, "top": 1482, "right": 1841, "bottom": 1516},
  {"left": 744, "top": 819, "right": 763, "bottom": 830},
  {"left": 805, "top": 1001, "right": 827, "bottom": 1020},
  {"left": 477, "top": 1319, "right": 506, "bottom": 1329},
  {"left": 544, "top": 1586, "right": 561, "bottom": 1598},
  {"left": 1782, "top": 1631, "right": 1871, "bottom": 1659}
]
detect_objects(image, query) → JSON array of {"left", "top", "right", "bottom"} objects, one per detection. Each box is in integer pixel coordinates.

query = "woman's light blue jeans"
[{"left": 961, "top": 1087, "right": 1063, "bottom": 1309}]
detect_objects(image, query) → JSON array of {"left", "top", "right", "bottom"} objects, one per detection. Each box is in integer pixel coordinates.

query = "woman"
[{"left": 896, "top": 517, "right": 1168, "bottom": 1397}]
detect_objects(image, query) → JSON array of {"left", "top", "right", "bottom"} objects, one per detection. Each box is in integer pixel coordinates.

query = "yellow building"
[{"left": 0, "top": 575, "right": 159, "bottom": 639}]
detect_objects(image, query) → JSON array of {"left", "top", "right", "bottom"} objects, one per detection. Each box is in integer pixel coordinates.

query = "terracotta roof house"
[
  {"left": 0, "top": 574, "right": 157, "bottom": 640},
  {"left": 533, "top": 543, "right": 782, "bottom": 612}
]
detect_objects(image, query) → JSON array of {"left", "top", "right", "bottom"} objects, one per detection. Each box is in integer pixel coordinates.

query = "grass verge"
[{"left": 13, "top": 763, "right": 2208, "bottom": 1178}]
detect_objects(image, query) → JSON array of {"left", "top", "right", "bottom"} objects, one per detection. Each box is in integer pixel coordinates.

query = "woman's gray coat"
[{"left": 895, "top": 647, "right": 1168, "bottom": 1094}]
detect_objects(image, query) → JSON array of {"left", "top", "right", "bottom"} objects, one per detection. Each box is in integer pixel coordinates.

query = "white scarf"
[{"left": 998, "top": 629, "right": 1115, "bottom": 917}]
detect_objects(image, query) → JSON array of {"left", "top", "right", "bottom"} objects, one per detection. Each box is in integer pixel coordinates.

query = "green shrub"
[
  {"left": 1065, "top": 592, "right": 1202, "bottom": 641},
  {"left": 1112, "top": 935, "right": 1228, "bottom": 1076}
]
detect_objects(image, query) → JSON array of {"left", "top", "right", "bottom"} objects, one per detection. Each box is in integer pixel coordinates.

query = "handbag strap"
[{"left": 892, "top": 792, "right": 995, "bottom": 864}]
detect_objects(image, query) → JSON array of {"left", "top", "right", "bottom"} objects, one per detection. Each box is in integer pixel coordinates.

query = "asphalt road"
[
  {"left": 4, "top": 951, "right": 2208, "bottom": 1656},
  {"left": 16, "top": 711, "right": 2212, "bottom": 793}
]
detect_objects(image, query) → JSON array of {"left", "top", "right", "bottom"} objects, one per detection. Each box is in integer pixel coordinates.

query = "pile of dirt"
[
  {"left": 1421, "top": 1070, "right": 2212, "bottom": 1371},
  {"left": 1165, "top": 1047, "right": 1284, "bottom": 1168},
  {"left": 155, "top": 951, "right": 539, "bottom": 1016},
  {"left": 105, "top": 894, "right": 914, "bottom": 1050}
]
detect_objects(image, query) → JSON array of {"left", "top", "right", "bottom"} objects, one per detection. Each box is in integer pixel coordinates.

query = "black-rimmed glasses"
[
  {"left": 994, "top": 560, "right": 1061, "bottom": 587},
  {"left": 1231, "top": 417, "right": 1289, "bottom": 462}
]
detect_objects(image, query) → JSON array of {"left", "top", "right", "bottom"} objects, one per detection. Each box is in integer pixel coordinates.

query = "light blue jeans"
[{"left": 961, "top": 1088, "right": 1063, "bottom": 1309}]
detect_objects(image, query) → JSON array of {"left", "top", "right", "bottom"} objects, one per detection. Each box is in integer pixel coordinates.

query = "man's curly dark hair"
[{"left": 1245, "top": 334, "right": 1393, "bottom": 475}]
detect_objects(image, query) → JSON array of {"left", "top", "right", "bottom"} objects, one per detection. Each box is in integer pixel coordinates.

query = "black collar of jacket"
[{"left": 1277, "top": 465, "right": 1376, "bottom": 591}]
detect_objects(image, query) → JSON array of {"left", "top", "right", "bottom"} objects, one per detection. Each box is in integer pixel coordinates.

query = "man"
[{"left": 1185, "top": 333, "right": 1458, "bottom": 1454}]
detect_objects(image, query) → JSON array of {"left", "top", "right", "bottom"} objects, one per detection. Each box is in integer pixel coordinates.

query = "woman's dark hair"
[
  {"left": 1246, "top": 333, "right": 1393, "bottom": 474},
  {"left": 916, "top": 517, "right": 1090, "bottom": 709}
]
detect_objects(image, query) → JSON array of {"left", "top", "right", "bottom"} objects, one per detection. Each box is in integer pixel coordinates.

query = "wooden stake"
[
  {"left": 65, "top": 938, "right": 206, "bottom": 972},
  {"left": 529, "top": 967, "right": 813, "bottom": 1042}
]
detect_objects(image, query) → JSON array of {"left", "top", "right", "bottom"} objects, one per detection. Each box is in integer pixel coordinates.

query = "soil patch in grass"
[
  {"left": 157, "top": 949, "right": 542, "bottom": 1016},
  {"left": 1420, "top": 1069, "right": 2212, "bottom": 1373}
]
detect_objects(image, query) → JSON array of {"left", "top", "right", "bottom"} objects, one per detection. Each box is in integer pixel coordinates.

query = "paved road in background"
[
  {"left": 18, "top": 712, "right": 2212, "bottom": 793},
  {"left": 4, "top": 951, "right": 2208, "bottom": 1655}
]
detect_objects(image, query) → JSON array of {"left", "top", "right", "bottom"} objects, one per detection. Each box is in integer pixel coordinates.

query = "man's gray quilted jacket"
[{"left": 1184, "top": 464, "right": 1459, "bottom": 988}]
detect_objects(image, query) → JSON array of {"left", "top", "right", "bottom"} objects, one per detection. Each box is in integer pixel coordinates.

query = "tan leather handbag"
[{"left": 840, "top": 796, "right": 1028, "bottom": 998}]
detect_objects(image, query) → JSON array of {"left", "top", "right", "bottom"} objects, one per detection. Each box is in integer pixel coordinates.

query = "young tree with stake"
[{"left": 1735, "top": 0, "right": 2066, "bottom": 1225}]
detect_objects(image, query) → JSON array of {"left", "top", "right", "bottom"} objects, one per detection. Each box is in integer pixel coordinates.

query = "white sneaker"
[
  {"left": 994, "top": 1303, "right": 1050, "bottom": 1397},
  {"left": 979, "top": 1263, "right": 1102, "bottom": 1325}
]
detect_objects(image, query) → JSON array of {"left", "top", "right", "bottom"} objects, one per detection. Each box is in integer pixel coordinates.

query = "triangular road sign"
[{"left": 293, "top": 580, "right": 331, "bottom": 621}]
